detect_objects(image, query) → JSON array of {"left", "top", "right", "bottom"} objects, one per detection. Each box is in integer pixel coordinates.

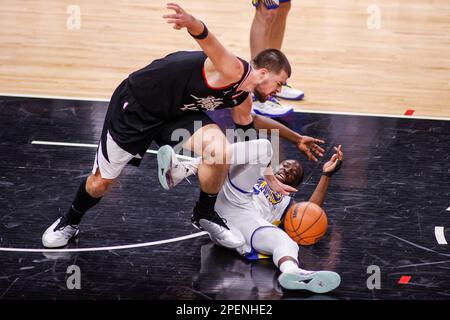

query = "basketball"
[{"left": 284, "top": 201, "right": 328, "bottom": 245}]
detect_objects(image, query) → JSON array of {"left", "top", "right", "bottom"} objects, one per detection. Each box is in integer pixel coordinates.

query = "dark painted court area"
[{"left": 0, "top": 96, "right": 449, "bottom": 300}]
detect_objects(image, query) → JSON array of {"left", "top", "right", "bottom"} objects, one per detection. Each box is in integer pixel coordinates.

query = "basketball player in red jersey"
[{"left": 42, "top": 3, "right": 324, "bottom": 249}]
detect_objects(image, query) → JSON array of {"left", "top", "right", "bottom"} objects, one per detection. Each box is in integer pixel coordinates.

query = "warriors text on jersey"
[{"left": 252, "top": 177, "right": 292, "bottom": 226}]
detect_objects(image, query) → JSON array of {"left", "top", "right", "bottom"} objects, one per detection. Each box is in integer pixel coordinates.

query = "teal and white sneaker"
[
  {"left": 157, "top": 145, "right": 198, "bottom": 190},
  {"left": 252, "top": 96, "right": 294, "bottom": 118},
  {"left": 275, "top": 84, "right": 304, "bottom": 101},
  {"left": 278, "top": 270, "right": 341, "bottom": 293}
]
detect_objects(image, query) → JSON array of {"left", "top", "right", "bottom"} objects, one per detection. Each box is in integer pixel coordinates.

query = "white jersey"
[{"left": 252, "top": 177, "right": 292, "bottom": 226}]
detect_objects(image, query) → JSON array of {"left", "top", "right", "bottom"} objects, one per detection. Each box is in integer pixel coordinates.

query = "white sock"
[{"left": 279, "top": 260, "right": 299, "bottom": 273}]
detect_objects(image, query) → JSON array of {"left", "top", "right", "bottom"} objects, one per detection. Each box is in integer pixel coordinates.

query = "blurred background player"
[
  {"left": 250, "top": 0, "right": 305, "bottom": 117},
  {"left": 158, "top": 139, "right": 344, "bottom": 293}
]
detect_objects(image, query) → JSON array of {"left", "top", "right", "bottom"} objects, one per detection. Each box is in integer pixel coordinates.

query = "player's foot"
[
  {"left": 191, "top": 203, "right": 243, "bottom": 249},
  {"left": 252, "top": 96, "right": 294, "bottom": 118},
  {"left": 157, "top": 145, "right": 198, "bottom": 190},
  {"left": 275, "top": 84, "right": 304, "bottom": 101},
  {"left": 42, "top": 217, "right": 79, "bottom": 248},
  {"left": 278, "top": 270, "right": 341, "bottom": 293}
]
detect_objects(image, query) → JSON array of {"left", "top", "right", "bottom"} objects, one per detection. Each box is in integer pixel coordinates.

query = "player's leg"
[
  {"left": 271, "top": 0, "right": 305, "bottom": 101},
  {"left": 158, "top": 138, "right": 273, "bottom": 192},
  {"left": 41, "top": 81, "right": 143, "bottom": 249},
  {"left": 267, "top": 0, "right": 290, "bottom": 51},
  {"left": 184, "top": 123, "right": 247, "bottom": 247},
  {"left": 42, "top": 130, "right": 137, "bottom": 248},
  {"left": 156, "top": 114, "right": 244, "bottom": 248},
  {"left": 252, "top": 226, "right": 341, "bottom": 293},
  {"left": 250, "top": 0, "right": 278, "bottom": 59},
  {"left": 227, "top": 138, "right": 273, "bottom": 193}
]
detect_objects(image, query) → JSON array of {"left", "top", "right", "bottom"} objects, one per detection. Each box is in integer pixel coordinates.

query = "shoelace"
[
  {"left": 267, "top": 96, "right": 281, "bottom": 105},
  {"left": 208, "top": 212, "right": 229, "bottom": 229},
  {"left": 194, "top": 207, "right": 229, "bottom": 230},
  {"left": 54, "top": 218, "right": 78, "bottom": 233},
  {"left": 174, "top": 161, "right": 197, "bottom": 185},
  {"left": 60, "top": 226, "right": 77, "bottom": 238}
]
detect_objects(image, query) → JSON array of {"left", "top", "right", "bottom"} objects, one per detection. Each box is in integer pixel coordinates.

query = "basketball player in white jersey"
[{"left": 157, "top": 139, "right": 344, "bottom": 293}]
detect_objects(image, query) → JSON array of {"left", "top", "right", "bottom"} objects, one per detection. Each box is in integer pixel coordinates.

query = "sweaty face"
[
  {"left": 253, "top": 70, "right": 288, "bottom": 102},
  {"left": 275, "top": 160, "right": 303, "bottom": 188}
]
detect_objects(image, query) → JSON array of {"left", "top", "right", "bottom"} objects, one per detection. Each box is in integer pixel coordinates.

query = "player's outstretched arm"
[
  {"left": 231, "top": 96, "right": 254, "bottom": 125},
  {"left": 309, "top": 145, "right": 344, "bottom": 206},
  {"left": 252, "top": 114, "right": 325, "bottom": 162},
  {"left": 163, "top": 3, "right": 243, "bottom": 82}
]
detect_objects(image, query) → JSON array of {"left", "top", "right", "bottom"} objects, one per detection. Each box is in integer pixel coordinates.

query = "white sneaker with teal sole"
[
  {"left": 278, "top": 270, "right": 341, "bottom": 293},
  {"left": 157, "top": 145, "right": 198, "bottom": 190}
]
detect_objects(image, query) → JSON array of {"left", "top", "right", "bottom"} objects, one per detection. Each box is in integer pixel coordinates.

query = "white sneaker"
[
  {"left": 278, "top": 269, "right": 341, "bottom": 293},
  {"left": 191, "top": 203, "right": 244, "bottom": 249},
  {"left": 42, "top": 217, "right": 79, "bottom": 248},
  {"left": 157, "top": 145, "right": 199, "bottom": 190},
  {"left": 275, "top": 84, "right": 304, "bottom": 101},
  {"left": 252, "top": 96, "right": 294, "bottom": 118}
]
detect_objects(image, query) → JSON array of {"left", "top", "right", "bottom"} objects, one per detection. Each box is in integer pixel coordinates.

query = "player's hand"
[
  {"left": 323, "top": 145, "right": 344, "bottom": 176},
  {"left": 163, "top": 3, "right": 195, "bottom": 30},
  {"left": 296, "top": 135, "right": 325, "bottom": 162},
  {"left": 264, "top": 174, "right": 297, "bottom": 196}
]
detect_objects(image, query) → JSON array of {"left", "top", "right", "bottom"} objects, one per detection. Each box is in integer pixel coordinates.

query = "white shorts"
[
  {"left": 216, "top": 190, "right": 276, "bottom": 256},
  {"left": 92, "top": 131, "right": 142, "bottom": 179},
  {"left": 214, "top": 140, "right": 276, "bottom": 257}
]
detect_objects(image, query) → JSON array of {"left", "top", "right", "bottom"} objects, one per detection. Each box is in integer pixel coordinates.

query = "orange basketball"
[{"left": 284, "top": 201, "right": 328, "bottom": 245}]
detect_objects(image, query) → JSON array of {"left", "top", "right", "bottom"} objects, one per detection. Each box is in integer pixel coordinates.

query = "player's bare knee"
[
  {"left": 204, "top": 140, "right": 231, "bottom": 165},
  {"left": 86, "top": 174, "right": 113, "bottom": 198}
]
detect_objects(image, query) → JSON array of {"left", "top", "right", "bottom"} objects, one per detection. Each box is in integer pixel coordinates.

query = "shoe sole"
[
  {"left": 252, "top": 108, "right": 294, "bottom": 118},
  {"left": 157, "top": 145, "right": 174, "bottom": 190},
  {"left": 278, "top": 271, "right": 341, "bottom": 293}
]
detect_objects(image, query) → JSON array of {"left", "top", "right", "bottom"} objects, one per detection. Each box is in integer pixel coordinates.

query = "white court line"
[
  {"left": 0, "top": 232, "right": 207, "bottom": 253},
  {"left": 2, "top": 92, "right": 450, "bottom": 121},
  {"left": 447, "top": 206, "right": 450, "bottom": 211},
  {"left": 31, "top": 140, "right": 194, "bottom": 161},
  {"left": 21, "top": 140, "right": 201, "bottom": 253},
  {"left": 0, "top": 92, "right": 109, "bottom": 103},
  {"left": 434, "top": 227, "right": 448, "bottom": 245},
  {"left": 294, "top": 109, "right": 450, "bottom": 121}
]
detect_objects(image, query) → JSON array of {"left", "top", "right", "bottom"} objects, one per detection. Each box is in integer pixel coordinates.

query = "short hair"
[{"left": 252, "top": 49, "right": 291, "bottom": 77}]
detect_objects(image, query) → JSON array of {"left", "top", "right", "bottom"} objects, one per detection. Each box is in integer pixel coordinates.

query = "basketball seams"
[
  {"left": 297, "top": 229, "right": 327, "bottom": 245},
  {"left": 284, "top": 202, "right": 328, "bottom": 245},
  {"left": 298, "top": 209, "right": 324, "bottom": 237},
  {"left": 292, "top": 202, "right": 309, "bottom": 233},
  {"left": 284, "top": 205, "right": 295, "bottom": 233}
]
